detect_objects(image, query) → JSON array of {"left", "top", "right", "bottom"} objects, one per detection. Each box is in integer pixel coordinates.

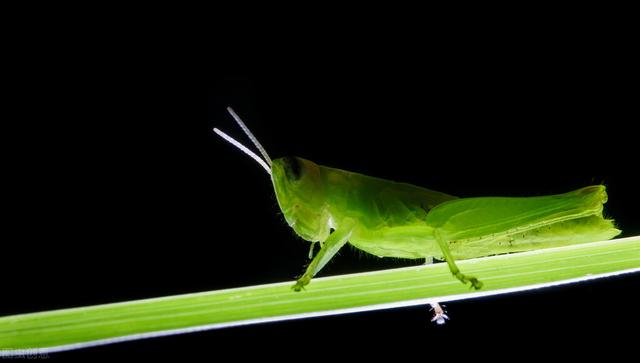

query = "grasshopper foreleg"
[{"left": 292, "top": 221, "right": 354, "bottom": 291}]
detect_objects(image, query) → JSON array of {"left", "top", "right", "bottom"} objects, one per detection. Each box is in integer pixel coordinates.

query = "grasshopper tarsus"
[{"left": 291, "top": 278, "right": 309, "bottom": 292}]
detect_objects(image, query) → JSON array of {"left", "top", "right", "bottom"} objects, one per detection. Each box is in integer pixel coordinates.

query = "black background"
[{"left": 2, "top": 25, "right": 639, "bottom": 360}]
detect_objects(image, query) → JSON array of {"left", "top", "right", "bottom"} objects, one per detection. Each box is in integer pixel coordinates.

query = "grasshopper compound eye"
[{"left": 281, "top": 156, "right": 302, "bottom": 181}]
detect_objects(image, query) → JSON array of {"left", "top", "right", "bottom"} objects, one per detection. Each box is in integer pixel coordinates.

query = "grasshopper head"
[
  {"left": 271, "top": 156, "right": 330, "bottom": 242},
  {"left": 214, "top": 108, "right": 330, "bottom": 242}
]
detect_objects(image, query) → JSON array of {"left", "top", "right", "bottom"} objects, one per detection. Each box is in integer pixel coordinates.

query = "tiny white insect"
[{"left": 430, "top": 303, "right": 449, "bottom": 325}]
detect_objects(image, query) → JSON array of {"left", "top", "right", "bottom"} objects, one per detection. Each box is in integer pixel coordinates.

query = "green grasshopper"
[{"left": 214, "top": 107, "right": 621, "bottom": 291}]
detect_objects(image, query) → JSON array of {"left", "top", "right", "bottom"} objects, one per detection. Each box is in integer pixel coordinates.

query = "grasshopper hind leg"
[
  {"left": 434, "top": 230, "right": 484, "bottom": 290},
  {"left": 453, "top": 271, "right": 483, "bottom": 290}
]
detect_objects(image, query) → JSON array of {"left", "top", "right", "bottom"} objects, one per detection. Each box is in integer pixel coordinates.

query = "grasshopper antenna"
[
  {"left": 226, "top": 107, "right": 273, "bottom": 167},
  {"left": 213, "top": 127, "right": 272, "bottom": 175}
]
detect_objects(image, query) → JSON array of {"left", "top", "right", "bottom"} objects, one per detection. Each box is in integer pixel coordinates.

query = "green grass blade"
[{"left": 1, "top": 236, "right": 639, "bottom": 355}]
